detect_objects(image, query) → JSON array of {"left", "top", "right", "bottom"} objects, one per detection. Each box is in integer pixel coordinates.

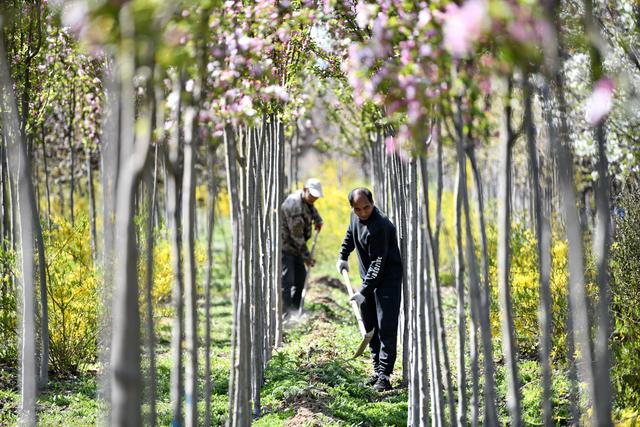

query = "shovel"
[
  {"left": 297, "top": 229, "right": 320, "bottom": 317},
  {"left": 341, "top": 269, "right": 375, "bottom": 358}
]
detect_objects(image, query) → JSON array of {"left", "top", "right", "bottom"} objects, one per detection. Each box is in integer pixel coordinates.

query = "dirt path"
[{"left": 261, "top": 275, "right": 407, "bottom": 427}]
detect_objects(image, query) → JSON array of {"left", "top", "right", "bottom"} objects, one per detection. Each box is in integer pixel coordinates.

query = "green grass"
[
  {"left": 0, "top": 242, "right": 411, "bottom": 426},
  {"left": 256, "top": 272, "right": 409, "bottom": 426},
  {"left": 0, "top": 225, "right": 584, "bottom": 426}
]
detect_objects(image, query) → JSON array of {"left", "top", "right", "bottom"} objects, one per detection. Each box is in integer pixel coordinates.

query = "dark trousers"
[
  {"left": 282, "top": 252, "right": 307, "bottom": 314},
  {"left": 360, "top": 286, "right": 401, "bottom": 377}
]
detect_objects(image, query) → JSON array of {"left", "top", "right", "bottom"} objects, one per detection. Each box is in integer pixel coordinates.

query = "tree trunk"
[
  {"left": 540, "top": 0, "right": 598, "bottom": 415},
  {"left": 0, "top": 136, "right": 7, "bottom": 249},
  {"left": 419, "top": 155, "right": 444, "bottom": 427},
  {"left": 225, "top": 124, "right": 251, "bottom": 427},
  {"left": 109, "top": 8, "right": 153, "bottom": 423},
  {"left": 250, "top": 126, "right": 266, "bottom": 417},
  {"left": 467, "top": 146, "right": 499, "bottom": 427},
  {"left": 99, "top": 58, "right": 120, "bottom": 411},
  {"left": 524, "top": 77, "right": 553, "bottom": 427},
  {"left": 556, "top": 72, "right": 598, "bottom": 427},
  {"left": 497, "top": 78, "right": 522, "bottom": 427},
  {"left": 182, "top": 105, "right": 199, "bottom": 427},
  {"left": 583, "top": 1, "right": 613, "bottom": 423},
  {"left": 203, "top": 142, "right": 217, "bottom": 427},
  {"left": 34, "top": 190, "right": 47, "bottom": 391},
  {"left": 87, "top": 144, "right": 97, "bottom": 262},
  {"left": 68, "top": 84, "right": 76, "bottom": 226},
  {"left": 407, "top": 158, "right": 419, "bottom": 427},
  {"left": 0, "top": 31, "right": 38, "bottom": 426},
  {"left": 167, "top": 75, "right": 184, "bottom": 427},
  {"left": 143, "top": 154, "right": 157, "bottom": 427},
  {"left": 454, "top": 163, "right": 467, "bottom": 427},
  {"left": 274, "top": 119, "right": 285, "bottom": 347},
  {"left": 40, "top": 124, "right": 51, "bottom": 230},
  {"left": 431, "top": 122, "right": 455, "bottom": 424}
]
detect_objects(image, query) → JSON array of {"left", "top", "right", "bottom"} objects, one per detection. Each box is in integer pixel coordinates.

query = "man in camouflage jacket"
[{"left": 281, "top": 178, "right": 324, "bottom": 316}]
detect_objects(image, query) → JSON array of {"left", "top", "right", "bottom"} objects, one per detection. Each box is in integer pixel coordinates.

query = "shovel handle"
[
  {"left": 341, "top": 269, "right": 368, "bottom": 337},
  {"left": 297, "top": 230, "right": 320, "bottom": 316}
]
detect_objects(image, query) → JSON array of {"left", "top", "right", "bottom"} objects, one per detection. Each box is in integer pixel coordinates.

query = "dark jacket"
[{"left": 338, "top": 207, "right": 403, "bottom": 297}]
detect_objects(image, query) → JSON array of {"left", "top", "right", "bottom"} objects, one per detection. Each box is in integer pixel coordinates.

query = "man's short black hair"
[{"left": 348, "top": 187, "right": 374, "bottom": 206}]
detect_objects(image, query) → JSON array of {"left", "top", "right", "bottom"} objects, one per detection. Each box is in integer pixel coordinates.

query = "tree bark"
[
  {"left": 454, "top": 163, "right": 467, "bottom": 427},
  {"left": 143, "top": 154, "right": 157, "bottom": 427},
  {"left": 497, "top": 78, "right": 522, "bottom": 427},
  {"left": 419, "top": 155, "right": 445, "bottom": 427},
  {"left": 541, "top": 0, "right": 598, "bottom": 415},
  {"left": 225, "top": 124, "right": 250, "bottom": 427},
  {"left": 466, "top": 146, "right": 500, "bottom": 426},
  {"left": 40, "top": 124, "right": 51, "bottom": 230},
  {"left": 524, "top": 77, "right": 553, "bottom": 427},
  {"left": 167, "top": 75, "right": 184, "bottom": 427},
  {"left": 407, "top": 158, "right": 420, "bottom": 427},
  {"left": 0, "top": 28, "right": 38, "bottom": 426},
  {"left": 68, "top": 84, "right": 76, "bottom": 226},
  {"left": 99, "top": 58, "right": 120, "bottom": 411},
  {"left": 109, "top": 7, "right": 153, "bottom": 423},
  {"left": 203, "top": 142, "right": 217, "bottom": 427},
  {"left": 182, "top": 104, "right": 199, "bottom": 427},
  {"left": 87, "top": 144, "right": 97, "bottom": 263},
  {"left": 583, "top": 1, "right": 613, "bottom": 423}
]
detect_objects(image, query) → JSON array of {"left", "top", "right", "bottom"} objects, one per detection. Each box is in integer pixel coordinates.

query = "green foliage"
[
  {"left": 610, "top": 190, "right": 640, "bottom": 411},
  {"left": 487, "top": 222, "right": 569, "bottom": 360},
  {"left": 0, "top": 244, "right": 17, "bottom": 363},
  {"left": 45, "top": 216, "right": 99, "bottom": 374},
  {"left": 260, "top": 282, "right": 408, "bottom": 426},
  {"left": 493, "top": 359, "right": 571, "bottom": 425}
]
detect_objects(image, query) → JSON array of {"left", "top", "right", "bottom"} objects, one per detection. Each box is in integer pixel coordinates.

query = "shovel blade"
[{"left": 353, "top": 330, "right": 374, "bottom": 358}]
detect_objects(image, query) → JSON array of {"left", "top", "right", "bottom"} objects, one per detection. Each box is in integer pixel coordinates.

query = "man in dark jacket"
[
  {"left": 281, "top": 178, "right": 324, "bottom": 316},
  {"left": 336, "top": 187, "right": 403, "bottom": 392}
]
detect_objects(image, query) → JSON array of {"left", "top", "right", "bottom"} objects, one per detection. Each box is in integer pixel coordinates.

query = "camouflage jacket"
[{"left": 281, "top": 190, "right": 323, "bottom": 259}]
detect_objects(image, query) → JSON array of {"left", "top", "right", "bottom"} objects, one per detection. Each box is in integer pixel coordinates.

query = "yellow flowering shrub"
[
  {"left": 305, "top": 160, "right": 366, "bottom": 269},
  {"left": 150, "top": 238, "right": 174, "bottom": 311},
  {"left": 46, "top": 216, "right": 99, "bottom": 374},
  {"left": 487, "top": 222, "right": 569, "bottom": 360}
]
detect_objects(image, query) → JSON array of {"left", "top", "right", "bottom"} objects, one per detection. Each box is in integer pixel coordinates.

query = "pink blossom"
[
  {"left": 478, "top": 76, "right": 491, "bottom": 95},
  {"left": 385, "top": 136, "right": 397, "bottom": 154},
  {"left": 407, "top": 100, "right": 421, "bottom": 124},
  {"left": 356, "top": 2, "right": 377, "bottom": 29},
  {"left": 238, "top": 95, "right": 256, "bottom": 117},
  {"left": 323, "top": 0, "right": 331, "bottom": 14},
  {"left": 264, "top": 85, "right": 289, "bottom": 101},
  {"left": 213, "top": 123, "right": 225, "bottom": 138},
  {"left": 418, "top": 9, "right": 432, "bottom": 29},
  {"left": 277, "top": 28, "right": 290, "bottom": 43},
  {"left": 585, "top": 77, "right": 615, "bottom": 125},
  {"left": 406, "top": 85, "right": 416, "bottom": 100},
  {"left": 419, "top": 44, "right": 433, "bottom": 57},
  {"left": 443, "top": 0, "right": 488, "bottom": 57},
  {"left": 61, "top": 1, "right": 88, "bottom": 38},
  {"left": 387, "top": 100, "right": 404, "bottom": 115},
  {"left": 372, "top": 12, "right": 389, "bottom": 42}
]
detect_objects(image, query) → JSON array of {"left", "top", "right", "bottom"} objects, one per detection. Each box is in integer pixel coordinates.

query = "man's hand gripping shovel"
[{"left": 340, "top": 269, "right": 374, "bottom": 358}]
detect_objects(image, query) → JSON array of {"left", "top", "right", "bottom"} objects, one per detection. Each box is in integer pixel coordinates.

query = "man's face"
[
  {"left": 303, "top": 188, "right": 319, "bottom": 205},
  {"left": 352, "top": 194, "right": 373, "bottom": 221}
]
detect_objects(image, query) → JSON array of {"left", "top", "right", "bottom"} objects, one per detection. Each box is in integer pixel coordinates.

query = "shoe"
[
  {"left": 365, "top": 374, "right": 378, "bottom": 386},
  {"left": 373, "top": 375, "right": 392, "bottom": 392}
]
